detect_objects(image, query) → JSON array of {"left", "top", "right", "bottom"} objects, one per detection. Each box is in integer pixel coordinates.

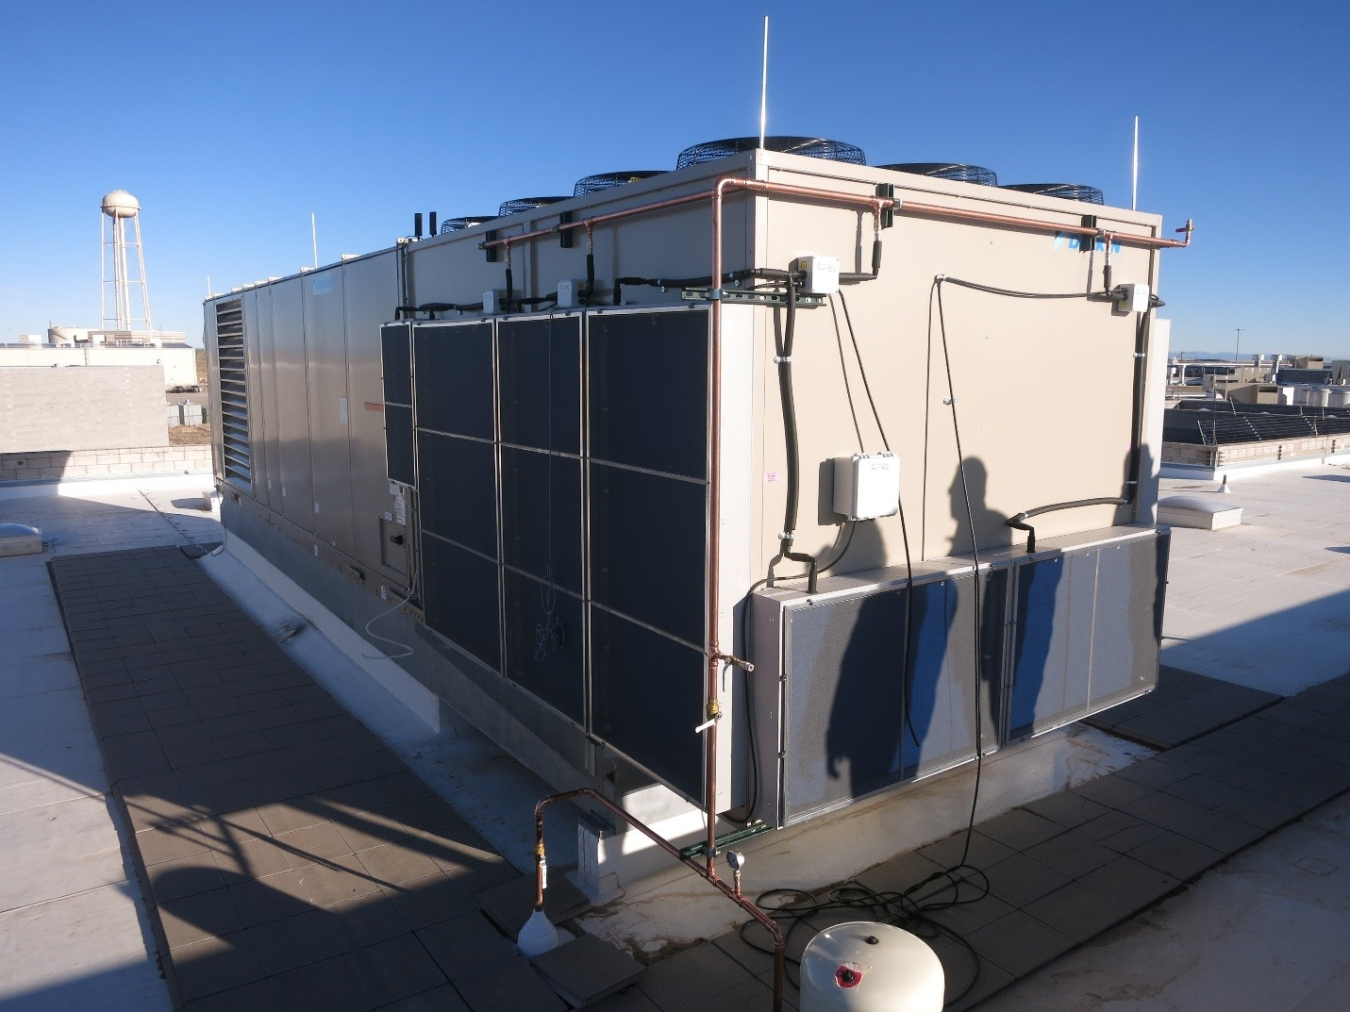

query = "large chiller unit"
[{"left": 206, "top": 143, "right": 1185, "bottom": 847}]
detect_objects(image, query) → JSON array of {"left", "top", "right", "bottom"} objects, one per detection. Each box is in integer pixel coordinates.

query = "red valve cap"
[{"left": 835, "top": 964, "right": 864, "bottom": 989}]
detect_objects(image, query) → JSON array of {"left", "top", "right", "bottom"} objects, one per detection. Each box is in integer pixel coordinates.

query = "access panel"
[
  {"left": 771, "top": 569, "right": 1005, "bottom": 826},
  {"left": 1005, "top": 530, "right": 1169, "bottom": 741}
]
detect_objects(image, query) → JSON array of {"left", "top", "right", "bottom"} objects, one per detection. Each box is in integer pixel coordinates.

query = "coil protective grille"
[{"left": 215, "top": 300, "right": 251, "bottom": 490}]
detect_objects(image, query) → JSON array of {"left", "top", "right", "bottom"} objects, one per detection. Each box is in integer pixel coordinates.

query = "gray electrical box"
[{"left": 833, "top": 452, "right": 900, "bottom": 521}]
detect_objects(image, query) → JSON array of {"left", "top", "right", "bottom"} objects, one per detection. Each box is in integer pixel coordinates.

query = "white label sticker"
[
  {"left": 765, "top": 472, "right": 780, "bottom": 483},
  {"left": 339, "top": 396, "right": 349, "bottom": 424}
]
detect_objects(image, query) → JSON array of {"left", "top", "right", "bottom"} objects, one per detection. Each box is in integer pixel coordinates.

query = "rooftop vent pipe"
[
  {"left": 879, "top": 162, "right": 999, "bottom": 187},
  {"left": 440, "top": 216, "right": 496, "bottom": 234},
  {"left": 497, "top": 196, "right": 569, "bottom": 217},
  {"left": 1002, "top": 182, "right": 1104, "bottom": 204},
  {"left": 573, "top": 171, "right": 665, "bottom": 197},
  {"left": 676, "top": 136, "right": 866, "bottom": 169}
]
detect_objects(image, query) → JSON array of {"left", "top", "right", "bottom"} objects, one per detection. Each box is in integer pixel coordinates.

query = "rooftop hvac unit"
[
  {"left": 573, "top": 171, "right": 665, "bottom": 197},
  {"left": 1003, "top": 182, "right": 1104, "bottom": 204},
  {"left": 497, "top": 196, "right": 569, "bottom": 217},
  {"left": 676, "top": 136, "right": 866, "bottom": 169},
  {"left": 878, "top": 162, "right": 999, "bottom": 186},
  {"left": 440, "top": 216, "right": 496, "bottom": 234}
]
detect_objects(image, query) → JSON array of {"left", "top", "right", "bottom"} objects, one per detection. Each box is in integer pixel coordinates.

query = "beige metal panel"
[
  {"left": 268, "top": 278, "right": 316, "bottom": 531},
  {"left": 715, "top": 303, "right": 757, "bottom": 811},
  {"left": 404, "top": 159, "right": 756, "bottom": 312},
  {"left": 748, "top": 156, "right": 1164, "bottom": 572},
  {"left": 302, "top": 267, "right": 356, "bottom": 556},
  {"left": 341, "top": 250, "right": 404, "bottom": 584},
  {"left": 1139, "top": 317, "right": 1172, "bottom": 524}
]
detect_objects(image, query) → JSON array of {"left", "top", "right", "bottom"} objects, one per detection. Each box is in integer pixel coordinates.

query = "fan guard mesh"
[
  {"left": 573, "top": 171, "right": 665, "bottom": 197},
  {"left": 676, "top": 136, "right": 865, "bottom": 169},
  {"left": 1002, "top": 182, "right": 1105, "bottom": 204},
  {"left": 879, "top": 162, "right": 999, "bottom": 186}
]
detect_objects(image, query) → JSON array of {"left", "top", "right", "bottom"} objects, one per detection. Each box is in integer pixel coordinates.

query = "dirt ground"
[{"left": 170, "top": 424, "right": 211, "bottom": 445}]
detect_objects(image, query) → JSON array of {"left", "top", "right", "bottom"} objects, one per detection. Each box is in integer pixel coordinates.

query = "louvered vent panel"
[{"left": 215, "top": 300, "right": 251, "bottom": 489}]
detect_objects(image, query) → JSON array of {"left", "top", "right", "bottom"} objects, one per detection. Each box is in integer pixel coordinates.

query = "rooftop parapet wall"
[
  {"left": 0, "top": 445, "right": 211, "bottom": 483},
  {"left": 0, "top": 365, "right": 167, "bottom": 454},
  {"left": 1163, "top": 435, "right": 1348, "bottom": 469},
  {"left": 0, "top": 346, "right": 197, "bottom": 388}
]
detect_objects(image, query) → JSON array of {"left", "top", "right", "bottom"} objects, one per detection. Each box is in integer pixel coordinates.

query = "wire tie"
[
  {"left": 775, "top": 355, "right": 791, "bottom": 364},
  {"left": 943, "top": 397, "right": 955, "bottom": 405}
]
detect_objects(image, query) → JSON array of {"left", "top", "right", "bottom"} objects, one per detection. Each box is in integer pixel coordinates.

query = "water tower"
[{"left": 100, "top": 190, "right": 153, "bottom": 331}]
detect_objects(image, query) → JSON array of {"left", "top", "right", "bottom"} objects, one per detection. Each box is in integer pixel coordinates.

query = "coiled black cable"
[{"left": 736, "top": 869, "right": 990, "bottom": 1004}]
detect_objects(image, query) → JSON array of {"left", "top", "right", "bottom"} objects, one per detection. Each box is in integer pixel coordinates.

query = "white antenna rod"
[
  {"left": 206, "top": 275, "right": 212, "bottom": 298},
  {"left": 758, "top": 16, "right": 769, "bottom": 148},
  {"left": 1131, "top": 116, "right": 1140, "bottom": 211},
  {"left": 311, "top": 212, "right": 319, "bottom": 269}
]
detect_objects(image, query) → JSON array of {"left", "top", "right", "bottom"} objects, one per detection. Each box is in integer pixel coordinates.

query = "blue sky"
[{"left": 2, "top": 0, "right": 1346, "bottom": 356}]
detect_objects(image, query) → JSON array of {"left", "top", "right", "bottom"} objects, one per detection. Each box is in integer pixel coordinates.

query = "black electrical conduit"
[
  {"left": 611, "top": 239, "right": 883, "bottom": 306},
  {"left": 933, "top": 272, "right": 1155, "bottom": 554},
  {"left": 612, "top": 267, "right": 797, "bottom": 306},
  {"left": 1005, "top": 498, "right": 1129, "bottom": 554},
  {"left": 771, "top": 280, "right": 823, "bottom": 590}
]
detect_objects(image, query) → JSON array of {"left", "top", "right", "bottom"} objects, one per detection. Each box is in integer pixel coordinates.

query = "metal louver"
[{"left": 215, "top": 300, "right": 251, "bottom": 489}]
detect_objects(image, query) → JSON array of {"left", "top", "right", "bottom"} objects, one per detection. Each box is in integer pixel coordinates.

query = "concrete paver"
[
  {"left": 0, "top": 489, "right": 193, "bottom": 1012},
  {"left": 50, "top": 545, "right": 541, "bottom": 1010}
]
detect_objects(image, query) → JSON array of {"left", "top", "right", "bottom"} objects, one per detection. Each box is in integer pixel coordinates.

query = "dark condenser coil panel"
[
  {"left": 585, "top": 309, "right": 711, "bottom": 800},
  {"left": 591, "top": 607, "right": 706, "bottom": 799},
  {"left": 421, "top": 534, "right": 501, "bottom": 671},
  {"left": 414, "top": 322, "right": 494, "bottom": 439},
  {"left": 501, "top": 446, "right": 583, "bottom": 596},
  {"left": 751, "top": 528, "right": 1167, "bottom": 828},
  {"left": 380, "top": 323, "right": 414, "bottom": 485},
  {"left": 499, "top": 317, "right": 582, "bottom": 456},
  {"left": 417, "top": 431, "right": 497, "bottom": 558},
  {"left": 503, "top": 568, "right": 585, "bottom": 726},
  {"left": 381, "top": 324, "right": 413, "bottom": 405},
  {"left": 588, "top": 310, "right": 708, "bottom": 480},
  {"left": 394, "top": 308, "right": 714, "bottom": 806},
  {"left": 589, "top": 462, "right": 706, "bottom": 647},
  {"left": 384, "top": 405, "right": 414, "bottom": 486}
]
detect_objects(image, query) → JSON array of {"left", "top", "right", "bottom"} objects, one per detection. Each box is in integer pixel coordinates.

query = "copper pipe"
[
  {"left": 477, "top": 185, "right": 1192, "bottom": 255},
  {"left": 703, "top": 176, "right": 887, "bottom": 870},
  {"left": 534, "top": 788, "right": 785, "bottom": 1012},
  {"left": 900, "top": 199, "right": 1194, "bottom": 250},
  {"left": 480, "top": 191, "right": 715, "bottom": 251},
  {"left": 1106, "top": 217, "right": 1194, "bottom": 249}
]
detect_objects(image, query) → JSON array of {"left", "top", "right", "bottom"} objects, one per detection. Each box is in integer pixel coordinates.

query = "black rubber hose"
[
  {"left": 840, "top": 239, "right": 885, "bottom": 284},
  {"left": 1006, "top": 497, "right": 1128, "bottom": 553},
  {"left": 585, "top": 252, "right": 594, "bottom": 308},
  {"left": 1126, "top": 312, "right": 1148, "bottom": 506},
  {"left": 775, "top": 280, "right": 818, "bottom": 588},
  {"left": 779, "top": 282, "right": 801, "bottom": 539},
  {"left": 613, "top": 268, "right": 799, "bottom": 295},
  {"left": 504, "top": 267, "right": 514, "bottom": 313}
]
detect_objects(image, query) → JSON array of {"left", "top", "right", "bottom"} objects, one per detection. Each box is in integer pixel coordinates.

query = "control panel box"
[
  {"left": 832, "top": 452, "right": 900, "bottom": 521},
  {"left": 795, "top": 255, "right": 840, "bottom": 295}
]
